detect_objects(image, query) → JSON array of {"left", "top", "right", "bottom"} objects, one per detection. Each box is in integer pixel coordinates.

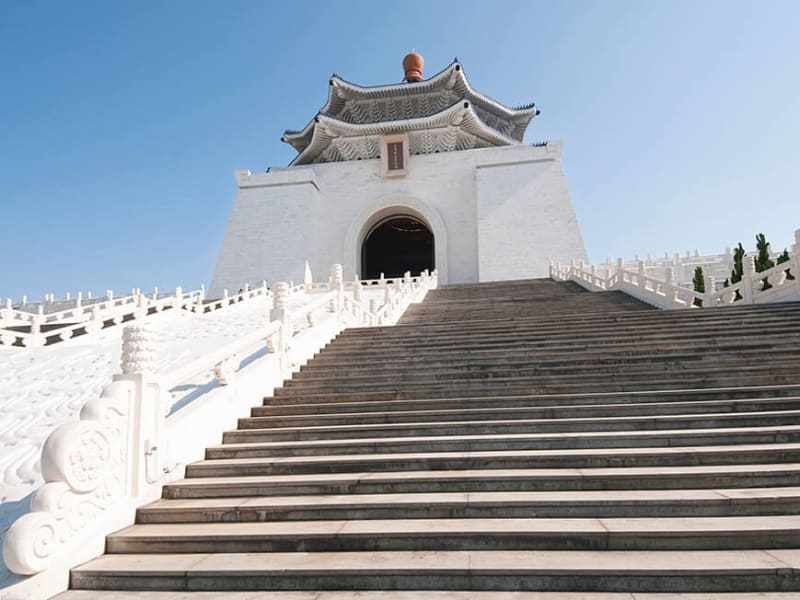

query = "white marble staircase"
[{"left": 56, "top": 279, "right": 800, "bottom": 598}]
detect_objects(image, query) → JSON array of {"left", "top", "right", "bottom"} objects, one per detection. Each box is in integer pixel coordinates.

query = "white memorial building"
[{"left": 210, "top": 53, "right": 587, "bottom": 296}]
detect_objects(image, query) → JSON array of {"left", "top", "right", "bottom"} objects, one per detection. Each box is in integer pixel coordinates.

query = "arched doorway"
[{"left": 361, "top": 215, "right": 434, "bottom": 279}]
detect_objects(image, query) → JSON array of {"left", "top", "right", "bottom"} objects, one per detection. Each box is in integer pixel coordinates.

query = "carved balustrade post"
[
  {"left": 637, "top": 260, "right": 645, "bottom": 287},
  {"left": 615, "top": 258, "right": 624, "bottom": 287},
  {"left": 353, "top": 275, "right": 362, "bottom": 304},
  {"left": 173, "top": 286, "right": 183, "bottom": 309},
  {"left": 384, "top": 283, "right": 392, "bottom": 306},
  {"left": 117, "top": 322, "right": 168, "bottom": 497},
  {"left": 704, "top": 275, "right": 716, "bottom": 307},
  {"left": 135, "top": 293, "right": 148, "bottom": 320},
  {"left": 329, "top": 263, "right": 343, "bottom": 290},
  {"left": 121, "top": 323, "right": 156, "bottom": 377},
  {"left": 741, "top": 255, "right": 757, "bottom": 303},
  {"left": 270, "top": 281, "right": 292, "bottom": 357},
  {"left": 27, "top": 307, "right": 45, "bottom": 348},
  {"left": 86, "top": 305, "right": 102, "bottom": 339},
  {"left": 304, "top": 260, "right": 313, "bottom": 292}
]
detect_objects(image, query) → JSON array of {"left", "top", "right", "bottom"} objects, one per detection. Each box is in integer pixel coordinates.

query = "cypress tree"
[
  {"left": 754, "top": 233, "right": 775, "bottom": 272},
  {"left": 730, "top": 243, "right": 745, "bottom": 283},
  {"left": 692, "top": 265, "right": 704, "bottom": 307},
  {"left": 777, "top": 248, "right": 795, "bottom": 280},
  {"left": 755, "top": 233, "right": 775, "bottom": 289},
  {"left": 730, "top": 243, "right": 744, "bottom": 300}
]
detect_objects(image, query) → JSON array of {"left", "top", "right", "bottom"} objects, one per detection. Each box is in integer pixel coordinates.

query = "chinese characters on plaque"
[
  {"left": 380, "top": 133, "right": 409, "bottom": 178},
  {"left": 387, "top": 142, "right": 404, "bottom": 171}
]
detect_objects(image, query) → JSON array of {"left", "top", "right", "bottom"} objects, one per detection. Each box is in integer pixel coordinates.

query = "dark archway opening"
[{"left": 361, "top": 215, "right": 434, "bottom": 279}]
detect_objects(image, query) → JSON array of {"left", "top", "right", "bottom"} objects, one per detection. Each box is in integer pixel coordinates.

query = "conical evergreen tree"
[
  {"left": 692, "top": 265, "right": 704, "bottom": 307},
  {"left": 730, "top": 242, "right": 745, "bottom": 300},
  {"left": 777, "top": 248, "right": 795, "bottom": 280},
  {"left": 730, "top": 243, "right": 745, "bottom": 283},
  {"left": 755, "top": 233, "right": 775, "bottom": 289},
  {"left": 754, "top": 233, "right": 775, "bottom": 272}
]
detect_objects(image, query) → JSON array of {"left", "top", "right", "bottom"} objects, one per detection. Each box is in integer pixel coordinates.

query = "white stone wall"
[
  {"left": 476, "top": 144, "right": 587, "bottom": 281},
  {"left": 210, "top": 142, "right": 587, "bottom": 297}
]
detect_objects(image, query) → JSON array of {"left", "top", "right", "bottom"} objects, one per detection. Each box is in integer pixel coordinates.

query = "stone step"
[
  {"left": 289, "top": 353, "right": 800, "bottom": 384},
  {"left": 106, "top": 516, "right": 800, "bottom": 553},
  {"left": 213, "top": 425, "right": 800, "bottom": 457},
  {"left": 257, "top": 391, "right": 800, "bottom": 417},
  {"left": 56, "top": 591, "right": 800, "bottom": 599},
  {"left": 397, "top": 299, "right": 788, "bottom": 318},
  {"left": 275, "top": 369, "right": 800, "bottom": 397},
  {"left": 275, "top": 379, "right": 798, "bottom": 401},
  {"left": 271, "top": 383, "right": 800, "bottom": 405},
  {"left": 324, "top": 324, "right": 800, "bottom": 353},
  {"left": 303, "top": 351, "right": 800, "bottom": 378},
  {"left": 184, "top": 443, "right": 800, "bottom": 478},
  {"left": 293, "top": 346, "right": 800, "bottom": 381},
  {"left": 262, "top": 385, "right": 800, "bottom": 408},
  {"left": 301, "top": 341, "right": 800, "bottom": 371},
  {"left": 234, "top": 408, "right": 800, "bottom": 436},
  {"left": 164, "top": 464, "right": 800, "bottom": 499},
  {"left": 234, "top": 415, "right": 800, "bottom": 444},
  {"left": 137, "top": 488, "right": 800, "bottom": 523},
  {"left": 68, "top": 549, "right": 800, "bottom": 592},
  {"left": 332, "top": 313, "right": 800, "bottom": 335},
  {"left": 249, "top": 396, "right": 800, "bottom": 423},
  {"left": 352, "top": 301, "right": 800, "bottom": 330},
  {"left": 351, "top": 311, "right": 800, "bottom": 336}
]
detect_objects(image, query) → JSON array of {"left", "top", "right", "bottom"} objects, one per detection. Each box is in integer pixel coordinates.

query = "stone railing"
[
  {"left": 1, "top": 264, "right": 437, "bottom": 599},
  {"left": 550, "top": 230, "right": 800, "bottom": 309},
  {"left": 0, "top": 283, "right": 279, "bottom": 349}
]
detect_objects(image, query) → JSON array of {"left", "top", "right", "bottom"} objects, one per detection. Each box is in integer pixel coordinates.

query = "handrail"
[{"left": 551, "top": 230, "right": 799, "bottom": 310}]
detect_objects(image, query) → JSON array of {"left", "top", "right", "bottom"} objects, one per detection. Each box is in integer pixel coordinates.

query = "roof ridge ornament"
[{"left": 403, "top": 51, "right": 424, "bottom": 83}]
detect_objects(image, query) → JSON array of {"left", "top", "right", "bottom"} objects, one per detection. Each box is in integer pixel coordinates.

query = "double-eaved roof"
[{"left": 283, "top": 60, "right": 540, "bottom": 166}]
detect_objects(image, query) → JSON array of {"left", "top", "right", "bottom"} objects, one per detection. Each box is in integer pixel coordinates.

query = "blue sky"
[{"left": 1, "top": 0, "right": 798, "bottom": 300}]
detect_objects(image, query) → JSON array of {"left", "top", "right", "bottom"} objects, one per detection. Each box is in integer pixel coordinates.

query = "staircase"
[{"left": 60, "top": 279, "right": 800, "bottom": 598}]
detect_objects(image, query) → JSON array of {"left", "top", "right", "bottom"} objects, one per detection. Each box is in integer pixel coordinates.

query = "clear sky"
[{"left": 1, "top": 0, "right": 798, "bottom": 300}]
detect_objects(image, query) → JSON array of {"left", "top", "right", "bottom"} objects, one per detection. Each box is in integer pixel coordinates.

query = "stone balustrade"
[
  {"left": 550, "top": 229, "right": 800, "bottom": 309},
  {"left": 1, "top": 263, "right": 438, "bottom": 598}
]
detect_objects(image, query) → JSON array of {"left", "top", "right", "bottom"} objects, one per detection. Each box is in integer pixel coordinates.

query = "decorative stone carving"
[
  {"left": 2, "top": 380, "right": 131, "bottom": 575},
  {"left": 121, "top": 324, "right": 157, "bottom": 376},
  {"left": 269, "top": 281, "right": 291, "bottom": 326}
]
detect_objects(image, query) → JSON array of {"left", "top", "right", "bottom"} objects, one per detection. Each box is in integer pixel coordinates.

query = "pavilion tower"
[{"left": 210, "top": 54, "right": 587, "bottom": 295}]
